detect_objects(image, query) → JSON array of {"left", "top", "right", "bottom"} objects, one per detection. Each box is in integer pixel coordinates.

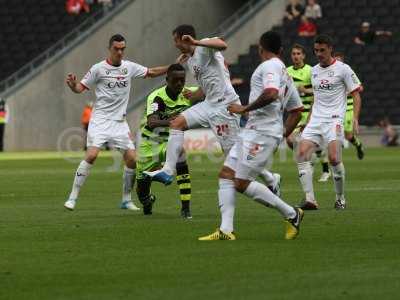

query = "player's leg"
[
  {"left": 345, "top": 110, "right": 364, "bottom": 160},
  {"left": 199, "top": 145, "right": 238, "bottom": 241},
  {"left": 64, "top": 146, "right": 100, "bottom": 210},
  {"left": 110, "top": 120, "right": 140, "bottom": 210},
  {"left": 145, "top": 102, "right": 209, "bottom": 184},
  {"left": 65, "top": 118, "right": 109, "bottom": 210},
  {"left": 233, "top": 135, "right": 303, "bottom": 239},
  {"left": 327, "top": 139, "right": 346, "bottom": 209},
  {"left": 296, "top": 133, "right": 319, "bottom": 210},
  {"left": 316, "top": 149, "right": 331, "bottom": 182},
  {"left": 176, "top": 159, "right": 192, "bottom": 219},
  {"left": 135, "top": 140, "right": 161, "bottom": 215},
  {"left": 120, "top": 149, "right": 140, "bottom": 210},
  {"left": 259, "top": 169, "right": 281, "bottom": 197}
]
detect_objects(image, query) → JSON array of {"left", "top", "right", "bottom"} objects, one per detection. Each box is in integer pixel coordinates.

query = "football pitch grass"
[{"left": 1, "top": 148, "right": 399, "bottom": 299}]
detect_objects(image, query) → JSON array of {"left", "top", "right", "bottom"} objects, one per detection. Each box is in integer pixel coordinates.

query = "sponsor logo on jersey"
[
  {"left": 106, "top": 80, "right": 129, "bottom": 88},
  {"left": 317, "top": 79, "right": 332, "bottom": 90}
]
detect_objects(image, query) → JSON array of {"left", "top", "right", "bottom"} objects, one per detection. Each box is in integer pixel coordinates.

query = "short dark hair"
[
  {"left": 334, "top": 51, "right": 345, "bottom": 60},
  {"left": 291, "top": 43, "right": 306, "bottom": 55},
  {"left": 314, "top": 34, "right": 333, "bottom": 47},
  {"left": 109, "top": 34, "right": 125, "bottom": 47},
  {"left": 167, "top": 63, "right": 185, "bottom": 76},
  {"left": 259, "top": 31, "right": 282, "bottom": 54},
  {"left": 172, "top": 24, "right": 196, "bottom": 39}
]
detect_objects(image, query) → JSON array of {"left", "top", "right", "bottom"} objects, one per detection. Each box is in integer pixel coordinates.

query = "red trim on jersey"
[
  {"left": 105, "top": 58, "right": 122, "bottom": 67},
  {"left": 80, "top": 82, "right": 90, "bottom": 90},
  {"left": 350, "top": 86, "right": 361, "bottom": 94},
  {"left": 287, "top": 106, "right": 304, "bottom": 113},
  {"left": 143, "top": 68, "right": 150, "bottom": 78},
  {"left": 320, "top": 58, "right": 336, "bottom": 68}
]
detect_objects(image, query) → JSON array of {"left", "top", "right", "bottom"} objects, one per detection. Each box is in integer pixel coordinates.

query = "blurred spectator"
[
  {"left": 0, "top": 97, "right": 8, "bottom": 152},
  {"left": 81, "top": 101, "right": 93, "bottom": 150},
  {"left": 298, "top": 16, "right": 317, "bottom": 37},
  {"left": 66, "top": 0, "right": 90, "bottom": 15},
  {"left": 379, "top": 118, "right": 399, "bottom": 147},
  {"left": 354, "top": 22, "right": 392, "bottom": 46},
  {"left": 284, "top": 0, "right": 304, "bottom": 22},
  {"left": 304, "top": 0, "right": 322, "bottom": 20}
]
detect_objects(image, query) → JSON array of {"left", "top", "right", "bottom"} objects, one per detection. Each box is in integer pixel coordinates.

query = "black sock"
[
  {"left": 322, "top": 162, "right": 329, "bottom": 173},
  {"left": 176, "top": 162, "right": 191, "bottom": 210}
]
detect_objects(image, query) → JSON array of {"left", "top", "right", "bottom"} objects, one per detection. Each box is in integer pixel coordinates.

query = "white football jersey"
[
  {"left": 81, "top": 59, "right": 148, "bottom": 121},
  {"left": 311, "top": 60, "right": 360, "bottom": 121},
  {"left": 185, "top": 38, "right": 238, "bottom": 105},
  {"left": 246, "top": 58, "right": 300, "bottom": 138}
]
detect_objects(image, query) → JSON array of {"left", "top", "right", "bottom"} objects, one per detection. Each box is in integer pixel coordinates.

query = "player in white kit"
[
  {"left": 199, "top": 32, "right": 304, "bottom": 241},
  {"left": 64, "top": 34, "right": 170, "bottom": 211},
  {"left": 144, "top": 24, "right": 240, "bottom": 185},
  {"left": 296, "top": 35, "right": 362, "bottom": 210}
]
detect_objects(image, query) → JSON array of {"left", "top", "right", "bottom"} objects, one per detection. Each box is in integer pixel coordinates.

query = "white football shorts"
[
  {"left": 87, "top": 118, "right": 135, "bottom": 150},
  {"left": 224, "top": 129, "right": 280, "bottom": 181},
  {"left": 182, "top": 100, "right": 241, "bottom": 154}
]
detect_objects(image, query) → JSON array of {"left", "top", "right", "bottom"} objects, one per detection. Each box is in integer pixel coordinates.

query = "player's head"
[
  {"left": 314, "top": 34, "right": 334, "bottom": 65},
  {"left": 361, "top": 21, "right": 370, "bottom": 33},
  {"left": 108, "top": 34, "right": 126, "bottom": 64},
  {"left": 334, "top": 51, "right": 345, "bottom": 62},
  {"left": 290, "top": 43, "right": 306, "bottom": 66},
  {"left": 166, "top": 64, "right": 186, "bottom": 95},
  {"left": 173, "top": 24, "right": 196, "bottom": 53},
  {"left": 258, "top": 31, "right": 282, "bottom": 60}
]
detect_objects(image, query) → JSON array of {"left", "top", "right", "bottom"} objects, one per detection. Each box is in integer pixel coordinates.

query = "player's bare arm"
[
  {"left": 352, "top": 90, "right": 362, "bottom": 134},
  {"left": 146, "top": 66, "right": 170, "bottom": 78},
  {"left": 284, "top": 107, "right": 303, "bottom": 137},
  {"left": 228, "top": 89, "right": 278, "bottom": 114},
  {"left": 147, "top": 114, "right": 172, "bottom": 129},
  {"left": 66, "top": 73, "right": 86, "bottom": 93},
  {"left": 182, "top": 35, "right": 227, "bottom": 51}
]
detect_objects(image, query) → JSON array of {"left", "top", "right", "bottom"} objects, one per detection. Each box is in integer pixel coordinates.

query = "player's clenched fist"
[
  {"left": 181, "top": 35, "right": 197, "bottom": 45},
  {"left": 228, "top": 103, "right": 246, "bottom": 115}
]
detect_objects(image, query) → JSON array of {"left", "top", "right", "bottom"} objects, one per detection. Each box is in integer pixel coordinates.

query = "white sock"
[
  {"left": 297, "top": 161, "right": 315, "bottom": 202},
  {"left": 122, "top": 166, "right": 136, "bottom": 202},
  {"left": 331, "top": 162, "right": 345, "bottom": 198},
  {"left": 244, "top": 181, "right": 296, "bottom": 219},
  {"left": 260, "top": 169, "right": 275, "bottom": 186},
  {"left": 69, "top": 160, "right": 92, "bottom": 200},
  {"left": 218, "top": 179, "right": 236, "bottom": 233},
  {"left": 163, "top": 129, "right": 184, "bottom": 175}
]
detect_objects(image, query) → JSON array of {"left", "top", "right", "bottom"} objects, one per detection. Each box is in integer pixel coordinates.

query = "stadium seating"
[
  {"left": 229, "top": 0, "right": 400, "bottom": 125},
  {"left": 0, "top": 0, "right": 102, "bottom": 82}
]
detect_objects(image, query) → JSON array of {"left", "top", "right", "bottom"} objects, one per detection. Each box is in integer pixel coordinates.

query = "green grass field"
[{"left": 1, "top": 148, "right": 400, "bottom": 299}]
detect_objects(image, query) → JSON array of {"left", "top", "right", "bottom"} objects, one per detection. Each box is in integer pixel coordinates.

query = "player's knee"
[
  {"left": 85, "top": 151, "right": 98, "bottom": 164},
  {"left": 170, "top": 116, "right": 187, "bottom": 130},
  {"left": 233, "top": 178, "right": 249, "bottom": 193},
  {"left": 219, "top": 166, "right": 235, "bottom": 180}
]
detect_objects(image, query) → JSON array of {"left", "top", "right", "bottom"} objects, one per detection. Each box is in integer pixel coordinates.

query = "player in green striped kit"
[
  {"left": 334, "top": 52, "right": 365, "bottom": 160},
  {"left": 136, "top": 64, "right": 198, "bottom": 218},
  {"left": 285, "top": 44, "right": 331, "bottom": 181}
]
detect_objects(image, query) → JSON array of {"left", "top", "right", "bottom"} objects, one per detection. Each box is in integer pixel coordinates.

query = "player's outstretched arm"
[
  {"left": 146, "top": 66, "right": 169, "bottom": 78},
  {"left": 352, "top": 90, "right": 362, "bottom": 134},
  {"left": 66, "top": 73, "right": 86, "bottom": 93},
  {"left": 147, "top": 114, "right": 172, "bottom": 129},
  {"left": 182, "top": 35, "right": 227, "bottom": 51}
]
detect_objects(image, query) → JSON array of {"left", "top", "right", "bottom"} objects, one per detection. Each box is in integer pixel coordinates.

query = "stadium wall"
[
  {"left": 224, "top": 0, "right": 286, "bottom": 63},
  {"left": 4, "top": 0, "right": 245, "bottom": 151}
]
